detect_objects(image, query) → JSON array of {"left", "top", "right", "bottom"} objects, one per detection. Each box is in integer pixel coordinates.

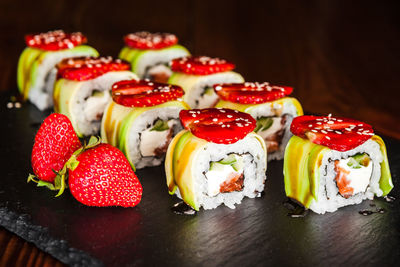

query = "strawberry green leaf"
[
  {"left": 37, "top": 180, "right": 56, "bottom": 190},
  {"left": 27, "top": 174, "right": 39, "bottom": 183},
  {"left": 86, "top": 135, "right": 101, "bottom": 148}
]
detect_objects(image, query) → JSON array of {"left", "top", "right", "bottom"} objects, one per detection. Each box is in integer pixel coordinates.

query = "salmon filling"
[
  {"left": 334, "top": 153, "right": 372, "bottom": 198},
  {"left": 205, "top": 154, "right": 244, "bottom": 197}
]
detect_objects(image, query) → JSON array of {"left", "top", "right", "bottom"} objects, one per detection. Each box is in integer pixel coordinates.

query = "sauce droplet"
[
  {"left": 284, "top": 198, "right": 309, "bottom": 218},
  {"left": 384, "top": 196, "right": 395, "bottom": 203},
  {"left": 359, "top": 207, "right": 385, "bottom": 216},
  {"left": 171, "top": 201, "right": 196, "bottom": 215},
  {"left": 359, "top": 210, "right": 374, "bottom": 216}
]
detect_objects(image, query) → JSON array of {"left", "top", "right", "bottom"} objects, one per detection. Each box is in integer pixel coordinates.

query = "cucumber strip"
[
  {"left": 347, "top": 153, "right": 370, "bottom": 169},
  {"left": 151, "top": 119, "right": 169, "bottom": 131},
  {"left": 255, "top": 117, "right": 273, "bottom": 132}
]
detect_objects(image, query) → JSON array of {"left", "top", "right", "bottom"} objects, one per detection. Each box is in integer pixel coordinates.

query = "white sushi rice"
[
  {"left": 309, "top": 138, "right": 388, "bottom": 214},
  {"left": 176, "top": 134, "right": 267, "bottom": 210},
  {"left": 185, "top": 72, "right": 244, "bottom": 108},
  {"left": 126, "top": 106, "right": 184, "bottom": 169},
  {"left": 28, "top": 50, "right": 96, "bottom": 111},
  {"left": 70, "top": 71, "right": 137, "bottom": 136},
  {"left": 134, "top": 48, "right": 189, "bottom": 78},
  {"left": 247, "top": 99, "right": 299, "bottom": 160}
]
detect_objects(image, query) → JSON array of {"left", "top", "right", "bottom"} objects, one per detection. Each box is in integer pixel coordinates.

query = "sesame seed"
[{"left": 325, "top": 136, "right": 331, "bottom": 140}]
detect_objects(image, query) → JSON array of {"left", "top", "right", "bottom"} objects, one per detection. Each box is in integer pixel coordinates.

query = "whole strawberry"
[
  {"left": 68, "top": 143, "right": 142, "bottom": 207},
  {"left": 30, "top": 113, "right": 81, "bottom": 184}
]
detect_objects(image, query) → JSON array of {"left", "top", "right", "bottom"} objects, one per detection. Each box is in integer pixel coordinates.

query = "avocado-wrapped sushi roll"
[
  {"left": 168, "top": 56, "right": 244, "bottom": 109},
  {"left": 101, "top": 79, "right": 189, "bottom": 169},
  {"left": 165, "top": 108, "right": 267, "bottom": 210},
  {"left": 119, "top": 32, "right": 190, "bottom": 83},
  {"left": 54, "top": 56, "right": 138, "bottom": 137},
  {"left": 17, "top": 30, "right": 98, "bottom": 110},
  {"left": 284, "top": 115, "right": 393, "bottom": 214},
  {"left": 215, "top": 82, "right": 303, "bottom": 160}
]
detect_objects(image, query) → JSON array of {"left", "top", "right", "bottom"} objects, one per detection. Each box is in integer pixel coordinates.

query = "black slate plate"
[{"left": 1, "top": 94, "right": 400, "bottom": 266}]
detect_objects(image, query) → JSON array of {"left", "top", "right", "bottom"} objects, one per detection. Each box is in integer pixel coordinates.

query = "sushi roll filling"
[
  {"left": 195, "top": 86, "right": 219, "bottom": 108},
  {"left": 205, "top": 154, "right": 245, "bottom": 197},
  {"left": 255, "top": 115, "right": 288, "bottom": 153},
  {"left": 44, "top": 68, "right": 57, "bottom": 94},
  {"left": 334, "top": 153, "right": 372, "bottom": 198},
  {"left": 145, "top": 63, "right": 172, "bottom": 83},
  {"left": 139, "top": 118, "right": 178, "bottom": 157},
  {"left": 83, "top": 90, "right": 111, "bottom": 122}
]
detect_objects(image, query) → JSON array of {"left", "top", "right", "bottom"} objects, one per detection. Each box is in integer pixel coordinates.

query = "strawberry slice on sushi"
[
  {"left": 17, "top": 30, "right": 99, "bottom": 110},
  {"left": 168, "top": 56, "right": 244, "bottom": 109},
  {"left": 284, "top": 115, "right": 393, "bottom": 214},
  {"left": 101, "top": 79, "right": 189, "bottom": 169},
  {"left": 53, "top": 56, "right": 138, "bottom": 137},
  {"left": 165, "top": 108, "right": 267, "bottom": 211},
  {"left": 215, "top": 82, "right": 303, "bottom": 160},
  {"left": 119, "top": 31, "right": 190, "bottom": 83}
]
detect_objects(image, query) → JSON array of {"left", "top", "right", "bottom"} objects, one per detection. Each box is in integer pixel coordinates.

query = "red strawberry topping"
[
  {"left": 214, "top": 82, "right": 293, "bottom": 104},
  {"left": 68, "top": 143, "right": 142, "bottom": 207},
  {"left": 180, "top": 108, "right": 256, "bottom": 144},
  {"left": 112, "top": 79, "right": 184, "bottom": 107},
  {"left": 170, "top": 56, "right": 235, "bottom": 75},
  {"left": 57, "top": 56, "right": 130, "bottom": 81},
  {"left": 25, "top": 30, "right": 87, "bottom": 51},
  {"left": 31, "top": 113, "right": 81, "bottom": 182},
  {"left": 124, "top": 31, "right": 178, "bottom": 49},
  {"left": 290, "top": 115, "right": 374, "bottom": 151}
]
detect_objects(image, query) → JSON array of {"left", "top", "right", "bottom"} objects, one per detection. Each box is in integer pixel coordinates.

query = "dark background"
[
  {"left": 0, "top": 1, "right": 400, "bottom": 266},
  {"left": 1, "top": 0, "right": 400, "bottom": 138}
]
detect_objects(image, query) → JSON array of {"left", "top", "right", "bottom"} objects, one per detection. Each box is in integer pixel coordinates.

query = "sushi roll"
[
  {"left": 214, "top": 82, "right": 303, "bottom": 160},
  {"left": 165, "top": 108, "right": 267, "bottom": 210},
  {"left": 168, "top": 56, "right": 244, "bottom": 109},
  {"left": 53, "top": 56, "right": 138, "bottom": 137},
  {"left": 101, "top": 79, "right": 189, "bottom": 169},
  {"left": 17, "top": 30, "right": 98, "bottom": 110},
  {"left": 119, "top": 32, "right": 190, "bottom": 83},
  {"left": 284, "top": 115, "right": 393, "bottom": 214}
]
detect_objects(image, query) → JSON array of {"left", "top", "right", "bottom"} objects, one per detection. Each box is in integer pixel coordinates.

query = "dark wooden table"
[{"left": 1, "top": 0, "right": 399, "bottom": 266}]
